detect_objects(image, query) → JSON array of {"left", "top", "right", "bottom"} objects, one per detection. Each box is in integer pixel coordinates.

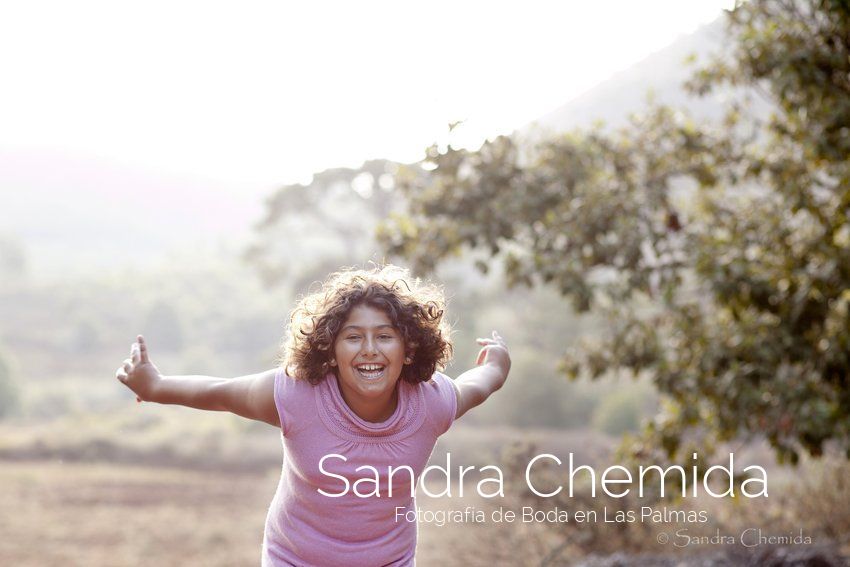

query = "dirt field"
[
  {"left": 0, "top": 460, "right": 515, "bottom": 566},
  {"left": 5, "top": 457, "right": 848, "bottom": 566},
  {"left": 0, "top": 461, "right": 272, "bottom": 566}
]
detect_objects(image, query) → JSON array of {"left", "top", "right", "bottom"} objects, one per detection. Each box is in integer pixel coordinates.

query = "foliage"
[
  {"left": 592, "top": 383, "right": 655, "bottom": 436},
  {"left": 499, "top": 442, "right": 850, "bottom": 562},
  {"left": 378, "top": 0, "right": 850, "bottom": 463},
  {"left": 244, "top": 160, "right": 404, "bottom": 291},
  {"left": 0, "top": 346, "right": 18, "bottom": 419},
  {"left": 0, "top": 257, "right": 287, "bottom": 406},
  {"left": 0, "top": 342, "right": 20, "bottom": 419}
]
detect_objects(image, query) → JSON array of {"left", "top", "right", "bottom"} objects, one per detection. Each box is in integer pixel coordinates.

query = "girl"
[{"left": 114, "top": 264, "right": 511, "bottom": 566}]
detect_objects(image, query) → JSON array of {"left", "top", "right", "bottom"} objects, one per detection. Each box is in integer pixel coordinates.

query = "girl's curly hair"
[{"left": 280, "top": 265, "right": 453, "bottom": 385}]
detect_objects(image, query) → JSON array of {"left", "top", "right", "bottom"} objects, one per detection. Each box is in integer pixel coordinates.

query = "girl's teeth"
[{"left": 357, "top": 367, "right": 384, "bottom": 378}]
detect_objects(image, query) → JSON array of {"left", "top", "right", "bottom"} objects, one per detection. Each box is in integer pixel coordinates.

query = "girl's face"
[{"left": 332, "top": 303, "right": 407, "bottom": 413}]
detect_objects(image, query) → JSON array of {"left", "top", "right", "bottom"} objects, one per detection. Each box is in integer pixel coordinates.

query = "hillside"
[
  {"left": 526, "top": 17, "right": 728, "bottom": 134},
  {"left": 0, "top": 149, "right": 262, "bottom": 277}
]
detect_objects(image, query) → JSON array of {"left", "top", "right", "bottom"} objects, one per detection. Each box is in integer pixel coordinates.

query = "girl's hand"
[
  {"left": 453, "top": 331, "right": 512, "bottom": 419},
  {"left": 115, "top": 335, "right": 162, "bottom": 403},
  {"left": 475, "top": 331, "right": 511, "bottom": 374}
]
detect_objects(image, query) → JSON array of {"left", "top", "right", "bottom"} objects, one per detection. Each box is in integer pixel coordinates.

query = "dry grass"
[
  {"left": 3, "top": 431, "right": 849, "bottom": 566},
  {"left": 0, "top": 461, "right": 275, "bottom": 566},
  {"left": 0, "top": 460, "right": 513, "bottom": 566}
]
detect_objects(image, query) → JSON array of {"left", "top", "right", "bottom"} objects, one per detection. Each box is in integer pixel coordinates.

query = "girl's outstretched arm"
[
  {"left": 115, "top": 335, "right": 280, "bottom": 427},
  {"left": 453, "top": 331, "right": 511, "bottom": 420}
]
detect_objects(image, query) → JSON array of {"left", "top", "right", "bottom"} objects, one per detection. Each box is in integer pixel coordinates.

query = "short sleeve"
[
  {"left": 424, "top": 371, "right": 458, "bottom": 436},
  {"left": 274, "top": 367, "right": 300, "bottom": 436}
]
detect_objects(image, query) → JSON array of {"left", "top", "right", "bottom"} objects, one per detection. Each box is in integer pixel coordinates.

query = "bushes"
[
  {"left": 0, "top": 346, "right": 18, "bottom": 419},
  {"left": 591, "top": 381, "right": 656, "bottom": 435}
]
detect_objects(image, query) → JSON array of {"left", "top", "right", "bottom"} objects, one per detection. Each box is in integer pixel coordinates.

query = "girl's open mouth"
[{"left": 355, "top": 364, "right": 386, "bottom": 380}]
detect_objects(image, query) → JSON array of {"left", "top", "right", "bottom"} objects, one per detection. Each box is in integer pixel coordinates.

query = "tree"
[
  {"left": 378, "top": 0, "right": 850, "bottom": 464},
  {"left": 244, "top": 160, "right": 405, "bottom": 291},
  {"left": 0, "top": 347, "right": 18, "bottom": 419}
]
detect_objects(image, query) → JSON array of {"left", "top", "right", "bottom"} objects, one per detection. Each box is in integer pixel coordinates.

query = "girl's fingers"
[
  {"left": 138, "top": 335, "right": 150, "bottom": 363},
  {"left": 478, "top": 332, "right": 505, "bottom": 344},
  {"left": 491, "top": 332, "right": 506, "bottom": 348},
  {"left": 115, "top": 369, "right": 141, "bottom": 402},
  {"left": 474, "top": 331, "right": 507, "bottom": 366}
]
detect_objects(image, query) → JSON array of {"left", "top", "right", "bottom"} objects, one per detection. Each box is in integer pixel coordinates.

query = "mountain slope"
[{"left": 525, "top": 17, "right": 728, "bottom": 134}]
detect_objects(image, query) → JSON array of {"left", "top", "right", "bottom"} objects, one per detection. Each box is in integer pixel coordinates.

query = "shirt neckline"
[
  {"left": 316, "top": 371, "right": 426, "bottom": 442},
  {"left": 326, "top": 372, "right": 406, "bottom": 431}
]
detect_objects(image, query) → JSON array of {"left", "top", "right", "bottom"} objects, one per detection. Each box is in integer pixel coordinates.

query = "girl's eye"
[
  {"left": 346, "top": 335, "right": 361, "bottom": 341},
  {"left": 379, "top": 335, "right": 393, "bottom": 340}
]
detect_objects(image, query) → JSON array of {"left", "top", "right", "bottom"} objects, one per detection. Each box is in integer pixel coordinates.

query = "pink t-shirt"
[{"left": 262, "top": 368, "right": 457, "bottom": 567}]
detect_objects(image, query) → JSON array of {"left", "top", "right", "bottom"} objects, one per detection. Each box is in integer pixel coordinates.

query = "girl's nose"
[{"left": 362, "top": 336, "right": 378, "bottom": 355}]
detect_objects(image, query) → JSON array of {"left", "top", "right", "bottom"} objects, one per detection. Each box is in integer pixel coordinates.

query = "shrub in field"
[
  {"left": 0, "top": 346, "right": 18, "bottom": 419},
  {"left": 495, "top": 443, "right": 850, "bottom": 564},
  {"left": 591, "top": 385, "right": 655, "bottom": 436},
  {"left": 777, "top": 455, "right": 850, "bottom": 543}
]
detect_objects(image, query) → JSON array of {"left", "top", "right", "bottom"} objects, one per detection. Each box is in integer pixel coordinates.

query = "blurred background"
[{"left": 2, "top": 1, "right": 849, "bottom": 565}]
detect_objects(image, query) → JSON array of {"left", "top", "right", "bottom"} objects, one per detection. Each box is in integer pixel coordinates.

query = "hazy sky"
[{"left": 2, "top": 0, "right": 733, "bottom": 192}]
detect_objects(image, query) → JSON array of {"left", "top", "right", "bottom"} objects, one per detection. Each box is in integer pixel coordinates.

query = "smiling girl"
[{"left": 114, "top": 264, "right": 511, "bottom": 566}]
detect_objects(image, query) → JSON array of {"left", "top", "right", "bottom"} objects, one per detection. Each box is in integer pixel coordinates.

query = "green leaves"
[{"left": 381, "top": 0, "right": 850, "bottom": 464}]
